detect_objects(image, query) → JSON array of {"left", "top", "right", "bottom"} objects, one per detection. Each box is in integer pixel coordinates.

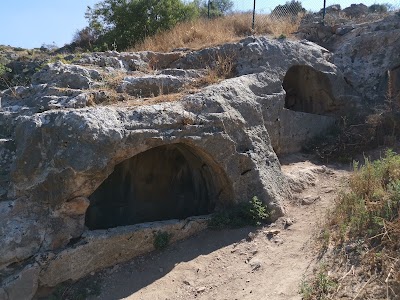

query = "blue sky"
[
  {"left": 0, "top": 0, "right": 99, "bottom": 48},
  {"left": 0, "top": 0, "right": 398, "bottom": 49}
]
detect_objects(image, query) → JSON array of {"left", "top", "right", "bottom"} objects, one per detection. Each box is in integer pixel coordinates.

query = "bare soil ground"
[{"left": 63, "top": 153, "right": 350, "bottom": 300}]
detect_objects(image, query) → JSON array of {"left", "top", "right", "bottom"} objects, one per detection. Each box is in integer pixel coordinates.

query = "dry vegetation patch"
[
  {"left": 133, "top": 13, "right": 301, "bottom": 52},
  {"left": 303, "top": 150, "right": 400, "bottom": 300}
]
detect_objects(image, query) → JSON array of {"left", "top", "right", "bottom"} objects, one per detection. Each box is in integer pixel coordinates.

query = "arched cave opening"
[
  {"left": 85, "top": 143, "right": 225, "bottom": 230},
  {"left": 283, "top": 65, "right": 335, "bottom": 114}
]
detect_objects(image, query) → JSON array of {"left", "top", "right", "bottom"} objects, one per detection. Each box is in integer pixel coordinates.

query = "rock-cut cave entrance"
[
  {"left": 283, "top": 65, "right": 335, "bottom": 114},
  {"left": 85, "top": 143, "right": 226, "bottom": 230}
]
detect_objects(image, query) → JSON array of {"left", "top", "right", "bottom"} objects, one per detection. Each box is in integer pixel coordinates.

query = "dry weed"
[
  {"left": 118, "top": 92, "right": 185, "bottom": 108},
  {"left": 304, "top": 151, "right": 400, "bottom": 300},
  {"left": 133, "top": 13, "right": 300, "bottom": 52}
]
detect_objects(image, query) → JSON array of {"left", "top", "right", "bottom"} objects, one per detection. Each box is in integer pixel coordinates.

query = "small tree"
[
  {"left": 0, "top": 63, "right": 12, "bottom": 90},
  {"left": 72, "top": 27, "right": 98, "bottom": 49},
  {"left": 193, "top": 0, "right": 234, "bottom": 18},
  {"left": 85, "top": 0, "right": 199, "bottom": 51},
  {"left": 368, "top": 3, "right": 388, "bottom": 13}
]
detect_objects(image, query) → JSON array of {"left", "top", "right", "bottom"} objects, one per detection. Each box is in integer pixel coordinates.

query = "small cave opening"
[
  {"left": 283, "top": 65, "right": 335, "bottom": 114},
  {"left": 85, "top": 143, "right": 225, "bottom": 230},
  {"left": 389, "top": 65, "right": 400, "bottom": 99}
]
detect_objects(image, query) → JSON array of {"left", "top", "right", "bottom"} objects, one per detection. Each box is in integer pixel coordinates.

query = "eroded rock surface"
[
  {"left": 0, "top": 36, "right": 359, "bottom": 298},
  {"left": 297, "top": 13, "right": 400, "bottom": 103}
]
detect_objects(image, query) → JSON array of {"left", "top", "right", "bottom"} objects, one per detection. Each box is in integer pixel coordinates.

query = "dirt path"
[{"left": 78, "top": 154, "right": 350, "bottom": 300}]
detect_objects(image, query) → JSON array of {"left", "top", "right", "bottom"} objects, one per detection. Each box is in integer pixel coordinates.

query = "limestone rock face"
[
  {"left": 119, "top": 74, "right": 191, "bottom": 97},
  {"left": 333, "top": 15, "right": 400, "bottom": 103},
  {"left": 32, "top": 61, "right": 102, "bottom": 89},
  {"left": 1, "top": 264, "right": 40, "bottom": 300},
  {"left": 76, "top": 50, "right": 184, "bottom": 71},
  {"left": 297, "top": 13, "right": 400, "bottom": 103},
  {"left": 38, "top": 217, "right": 209, "bottom": 287},
  {"left": 0, "top": 36, "right": 358, "bottom": 297}
]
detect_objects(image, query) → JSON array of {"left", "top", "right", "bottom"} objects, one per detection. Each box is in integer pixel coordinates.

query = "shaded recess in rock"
[
  {"left": 86, "top": 143, "right": 226, "bottom": 230},
  {"left": 390, "top": 65, "right": 400, "bottom": 98},
  {"left": 283, "top": 65, "right": 335, "bottom": 114}
]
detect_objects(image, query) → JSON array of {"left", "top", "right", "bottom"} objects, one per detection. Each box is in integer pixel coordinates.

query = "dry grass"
[
  {"left": 92, "top": 14, "right": 298, "bottom": 106},
  {"left": 302, "top": 150, "right": 400, "bottom": 300},
  {"left": 91, "top": 49, "right": 237, "bottom": 107},
  {"left": 132, "top": 13, "right": 301, "bottom": 52}
]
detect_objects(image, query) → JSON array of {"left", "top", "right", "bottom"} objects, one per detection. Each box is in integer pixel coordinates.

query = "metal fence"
[{"left": 208, "top": 0, "right": 400, "bottom": 29}]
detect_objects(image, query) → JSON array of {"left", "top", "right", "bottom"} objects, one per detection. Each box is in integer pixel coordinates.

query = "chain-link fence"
[{"left": 207, "top": 0, "right": 400, "bottom": 30}]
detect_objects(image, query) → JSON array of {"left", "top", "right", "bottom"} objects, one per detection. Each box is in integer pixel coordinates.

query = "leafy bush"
[
  {"left": 194, "top": 0, "right": 234, "bottom": 18},
  {"left": 368, "top": 3, "right": 388, "bottom": 13},
  {"left": 300, "top": 267, "right": 337, "bottom": 300},
  {"left": 72, "top": 27, "right": 99, "bottom": 50},
  {"left": 0, "top": 63, "right": 11, "bottom": 78},
  {"left": 153, "top": 231, "right": 171, "bottom": 250},
  {"left": 84, "top": 0, "right": 200, "bottom": 51},
  {"left": 209, "top": 196, "right": 270, "bottom": 229}
]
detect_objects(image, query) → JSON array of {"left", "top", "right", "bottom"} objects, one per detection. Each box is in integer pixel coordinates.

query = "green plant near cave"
[
  {"left": 209, "top": 196, "right": 270, "bottom": 229},
  {"left": 153, "top": 231, "right": 171, "bottom": 250},
  {"left": 299, "top": 266, "right": 337, "bottom": 300}
]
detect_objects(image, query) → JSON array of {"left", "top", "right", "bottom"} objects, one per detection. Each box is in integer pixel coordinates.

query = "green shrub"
[
  {"left": 85, "top": 0, "right": 200, "bottom": 50},
  {"left": 153, "top": 231, "right": 171, "bottom": 250},
  {"left": 300, "top": 267, "right": 337, "bottom": 300},
  {"left": 368, "top": 3, "right": 388, "bottom": 13},
  {"left": 0, "top": 63, "right": 11, "bottom": 77},
  {"left": 209, "top": 196, "right": 270, "bottom": 229},
  {"left": 311, "top": 150, "right": 400, "bottom": 298},
  {"left": 331, "top": 150, "right": 400, "bottom": 241},
  {"left": 0, "top": 63, "right": 12, "bottom": 90}
]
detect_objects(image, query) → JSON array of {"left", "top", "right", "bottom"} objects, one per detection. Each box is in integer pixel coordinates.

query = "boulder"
[
  {"left": 77, "top": 51, "right": 184, "bottom": 72},
  {"left": 32, "top": 62, "right": 102, "bottom": 89},
  {"left": 333, "top": 15, "right": 400, "bottom": 103},
  {"left": 119, "top": 74, "right": 191, "bottom": 97},
  {"left": 320, "top": 4, "right": 341, "bottom": 14},
  {"left": 342, "top": 3, "right": 368, "bottom": 17},
  {"left": 1, "top": 264, "right": 39, "bottom": 300},
  {"left": 297, "top": 13, "right": 400, "bottom": 103}
]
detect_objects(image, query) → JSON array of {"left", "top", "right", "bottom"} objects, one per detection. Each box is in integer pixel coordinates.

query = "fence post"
[
  {"left": 208, "top": 0, "right": 211, "bottom": 19},
  {"left": 322, "top": 0, "right": 327, "bottom": 23},
  {"left": 252, "top": 0, "right": 256, "bottom": 30}
]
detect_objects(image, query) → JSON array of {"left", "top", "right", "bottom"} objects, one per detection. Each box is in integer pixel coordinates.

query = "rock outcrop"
[
  {"left": 333, "top": 15, "right": 400, "bottom": 104},
  {"left": 0, "top": 36, "right": 358, "bottom": 298},
  {"left": 297, "top": 13, "right": 400, "bottom": 103}
]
